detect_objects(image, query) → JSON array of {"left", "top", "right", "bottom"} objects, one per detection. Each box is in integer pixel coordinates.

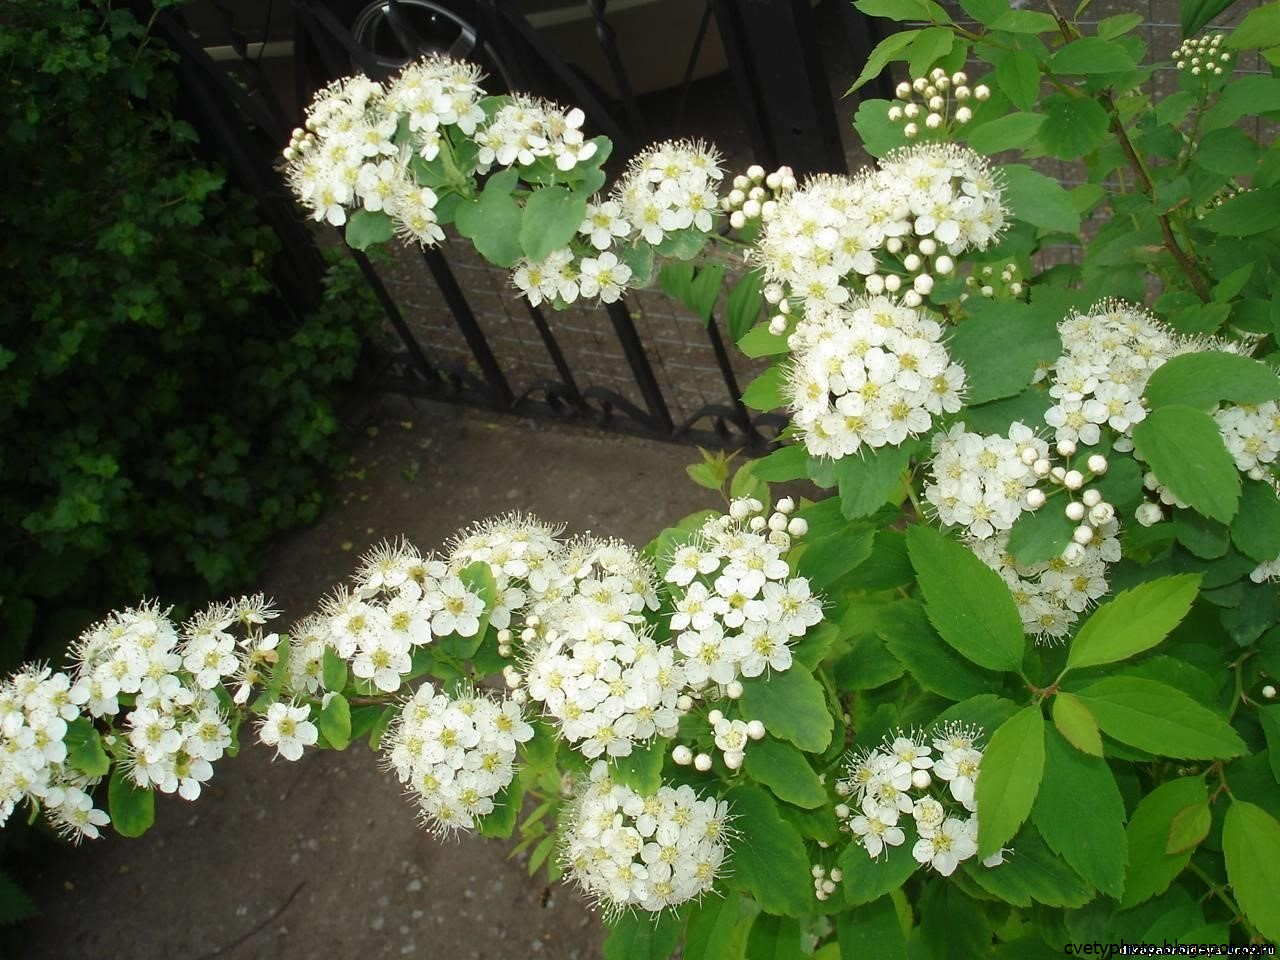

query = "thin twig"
[{"left": 194, "top": 880, "right": 307, "bottom": 960}]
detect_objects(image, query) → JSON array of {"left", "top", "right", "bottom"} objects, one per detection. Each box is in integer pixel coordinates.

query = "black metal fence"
[{"left": 150, "top": 0, "right": 892, "bottom": 451}]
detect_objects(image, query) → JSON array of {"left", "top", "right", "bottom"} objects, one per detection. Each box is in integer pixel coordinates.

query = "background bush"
[{"left": 0, "top": 0, "right": 375, "bottom": 670}]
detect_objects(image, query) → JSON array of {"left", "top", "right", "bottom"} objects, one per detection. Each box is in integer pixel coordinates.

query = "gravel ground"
[{"left": 18, "top": 399, "right": 718, "bottom": 960}]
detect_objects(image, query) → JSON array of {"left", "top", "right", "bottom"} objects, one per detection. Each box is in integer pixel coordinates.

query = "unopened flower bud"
[
  {"left": 1065, "top": 501, "right": 1086, "bottom": 522},
  {"left": 1136, "top": 502, "right": 1164, "bottom": 527},
  {"left": 865, "top": 273, "right": 885, "bottom": 295},
  {"left": 726, "top": 680, "right": 744, "bottom": 699},
  {"left": 885, "top": 236, "right": 903, "bottom": 255},
  {"left": 1062, "top": 542, "right": 1086, "bottom": 565},
  {"left": 673, "top": 745, "right": 693, "bottom": 765},
  {"left": 896, "top": 81, "right": 912, "bottom": 99},
  {"left": 1051, "top": 466, "right": 1067, "bottom": 483},
  {"left": 761, "top": 200, "right": 777, "bottom": 218},
  {"left": 1057, "top": 439, "right": 1077, "bottom": 457},
  {"left": 835, "top": 803, "right": 850, "bottom": 818},
  {"left": 911, "top": 769, "right": 932, "bottom": 790},
  {"left": 928, "top": 96, "right": 944, "bottom": 112},
  {"left": 925, "top": 112, "right": 943, "bottom": 129},
  {"left": 748, "top": 186, "right": 766, "bottom": 202},
  {"left": 902, "top": 291, "right": 922, "bottom": 307},
  {"left": 913, "top": 77, "right": 928, "bottom": 93},
  {"left": 955, "top": 106, "right": 972, "bottom": 123},
  {"left": 1026, "top": 488, "right": 1046, "bottom": 509},
  {"left": 787, "top": 517, "right": 809, "bottom": 537},
  {"left": 884, "top": 274, "right": 902, "bottom": 293},
  {"left": 1089, "top": 502, "right": 1115, "bottom": 526},
  {"left": 903, "top": 122, "right": 919, "bottom": 138},
  {"left": 918, "top": 238, "right": 936, "bottom": 256},
  {"left": 1263, "top": 684, "right": 1277, "bottom": 699},
  {"left": 914, "top": 273, "right": 934, "bottom": 295},
  {"left": 742, "top": 199, "right": 761, "bottom": 219},
  {"left": 1073, "top": 525, "right": 1094, "bottom": 545},
  {"left": 747, "top": 164, "right": 765, "bottom": 182},
  {"left": 694, "top": 753, "right": 713, "bottom": 772},
  {"left": 974, "top": 84, "right": 991, "bottom": 100},
  {"left": 1087, "top": 454, "right": 1108, "bottom": 474},
  {"left": 747, "top": 720, "right": 766, "bottom": 740},
  {"left": 903, "top": 253, "right": 922, "bottom": 272},
  {"left": 1064, "top": 470, "right": 1084, "bottom": 490},
  {"left": 767, "top": 314, "right": 787, "bottom": 335},
  {"left": 1033, "top": 458, "right": 1051, "bottom": 478},
  {"left": 676, "top": 694, "right": 694, "bottom": 711}
]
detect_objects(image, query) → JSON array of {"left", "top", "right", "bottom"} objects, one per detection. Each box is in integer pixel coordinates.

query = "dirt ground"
[{"left": 18, "top": 398, "right": 720, "bottom": 960}]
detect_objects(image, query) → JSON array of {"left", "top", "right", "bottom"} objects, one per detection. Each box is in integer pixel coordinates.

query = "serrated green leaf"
[
  {"left": 609, "top": 736, "right": 665, "bottom": 794},
  {"left": 837, "top": 895, "right": 907, "bottom": 960},
  {"left": 344, "top": 209, "right": 395, "bottom": 251},
  {"left": 1126, "top": 773, "right": 1203, "bottom": 911},
  {"left": 737, "top": 323, "right": 789, "bottom": 358},
  {"left": 1032, "top": 726, "right": 1128, "bottom": 897},
  {"left": 477, "top": 776, "right": 524, "bottom": 839},
  {"left": 848, "top": 31, "right": 921, "bottom": 94},
  {"left": 65, "top": 718, "right": 111, "bottom": 778},
  {"left": 906, "top": 525, "right": 1026, "bottom": 674},
  {"left": 1223, "top": 800, "right": 1280, "bottom": 940},
  {"left": 1199, "top": 185, "right": 1280, "bottom": 236},
  {"left": 1065, "top": 574, "right": 1202, "bottom": 672},
  {"left": 743, "top": 736, "right": 828, "bottom": 809},
  {"left": 877, "top": 600, "right": 1001, "bottom": 702},
  {"left": 1007, "top": 505, "right": 1075, "bottom": 566},
  {"left": 1048, "top": 37, "right": 1138, "bottom": 73},
  {"left": 602, "top": 905, "right": 685, "bottom": 960},
  {"left": 1051, "top": 692, "right": 1103, "bottom": 757},
  {"left": 920, "top": 882, "right": 992, "bottom": 959},
  {"left": 318, "top": 692, "right": 352, "bottom": 750},
  {"left": 724, "top": 785, "right": 814, "bottom": 916},
  {"left": 853, "top": 98, "right": 910, "bottom": 157},
  {"left": 838, "top": 835, "right": 919, "bottom": 907},
  {"left": 947, "top": 300, "right": 1061, "bottom": 404},
  {"left": 1257, "top": 706, "right": 1280, "bottom": 782},
  {"left": 726, "top": 270, "right": 764, "bottom": 342},
  {"left": 965, "top": 826, "right": 1094, "bottom": 907},
  {"left": 323, "top": 647, "right": 348, "bottom": 693},
  {"left": 836, "top": 441, "right": 917, "bottom": 519},
  {"left": 1132, "top": 405, "right": 1241, "bottom": 523},
  {"left": 108, "top": 767, "right": 155, "bottom": 838},
  {"left": 1002, "top": 165, "right": 1081, "bottom": 234},
  {"left": 794, "top": 516, "right": 876, "bottom": 589},
  {"left": 1144, "top": 352, "right": 1280, "bottom": 410},
  {"left": 739, "top": 665, "right": 833, "bottom": 753},
  {"left": 1182, "top": 0, "right": 1236, "bottom": 37},
  {"left": 991, "top": 8, "right": 1058, "bottom": 32},
  {"left": 1040, "top": 95, "right": 1111, "bottom": 160},
  {"left": 994, "top": 48, "right": 1042, "bottom": 112},
  {"left": 454, "top": 169, "right": 524, "bottom": 267},
  {"left": 1194, "top": 128, "right": 1261, "bottom": 178},
  {"left": 743, "top": 364, "right": 785, "bottom": 412},
  {"left": 1070, "top": 677, "right": 1246, "bottom": 759},
  {"left": 907, "top": 26, "right": 955, "bottom": 79},
  {"left": 683, "top": 895, "right": 743, "bottom": 960},
  {"left": 751, "top": 444, "right": 808, "bottom": 482},
  {"left": 520, "top": 186, "right": 588, "bottom": 262},
  {"left": 1098, "top": 13, "right": 1144, "bottom": 38},
  {"left": 958, "top": 0, "right": 1007, "bottom": 25},
  {"left": 1226, "top": 1, "right": 1280, "bottom": 49},
  {"left": 967, "top": 112, "right": 1045, "bottom": 154},
  {"left": 746, "top": 913, "right": 807, "bottom": 960},
  {"left": 975, "top": 706, "right": 1046, "bottom": 859},
  {"left": 1166, "top": 799, "right": 1212, "bottom": 855},
  {"left": 854, "top": 0, "right": 951, "bottom": 23}
]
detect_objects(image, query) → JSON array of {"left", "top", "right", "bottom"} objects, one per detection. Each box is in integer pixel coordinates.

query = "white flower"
[
  {"left": 257, "top": 701, "right": 318, "bottom": 762},
  {"left": 911, "top": 817, "right": 978, "bottom": 875}
]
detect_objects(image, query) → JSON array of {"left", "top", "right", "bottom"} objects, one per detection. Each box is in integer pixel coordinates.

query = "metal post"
[
  {"left": 421, "top": 249, "right": 515, "bottom": 409},
  {"left": 604, "top": 301, "right": 674, "bottom": 434}
]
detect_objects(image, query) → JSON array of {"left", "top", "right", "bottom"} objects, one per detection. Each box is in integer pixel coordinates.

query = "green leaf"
[
  {"left": 519, "top": 185, "right": 588, "bottom": 263},
  {"left": 847, "top": 30, "right": 921, "bottom": 94},
  {"left": 742, "top": 364, "right": 785, "bottom": 412},
  {"left": 609, "top": 736, "right": 665, "bottom": 794},
  {"left": 1131, "top": 404, "right": 1241, "bottom": 524},
  {"left": 907, "top": 26, "right": 955, "bottom": 79},
  {"left": 1226, "top": 1, "right": 1280, "bottom": 49},
  {"left": 1051, "top": 692, "right": 1103, "bottom": 757},
  {"left": 1039, "top": 95, "right": 1111, "bottom": 160},
  {"left": 751, "top": 444, "right": 808, "bottom": 482},
  {"left": 726, "top": 270, "right": 764, "bottom": 342},
  {"left": 1002, "top": 165, "right": 1080, "bottom": 234},
  {"left": 0, "top": 867, "right": 37, "bottom": 925},
  {"left": 1258, "top": 706, "right": 1280, "bottom": 782},
  {"left": 1144, "top": 352, "right": 1280, "bottom": 411},
  {"left": 795, "top": 517, "right": 875, "bottom": 589},
  {"left": 743, "top": 737, "right": 828, "bottom": 809},
  {"left": 965, "top": 826, "right": 1094, "bottom": 908},
  {"left": 1121, "top": 776, "right": 1207, "bottom": 907},
  {"left": 454, "top": 181, "right": 524, "bottom": 268},
  {"left": 1048, "top": 37, "right": 1138, "bottom": 73},
  {"left": 906, "top": 524, "right": 1026, "bottom": 674},
  {"left": 974, "top": 705, "right": 1046, "bottom": 859},
  {"left": 1166, "top": 798, "right": 1212, "bottom": 855},
  {"left": 834, "top": 631, "right": 904, "bottom": 691},
  {"left": 993, "top": 48, "right": 1042, "bottom": 112},
  {"left": 723, "top": 785, "right": 814, "bottom": 916},
  {"left": 1070, "top": 677, "right": 1246, "bottom": 759},
  {"left": 737, "top": 323, "right": 789, "bottom": 358},
  {"left": 1007, "top": 507, "right": 1075, "bottom": 566},
  {"left": 1031, "top": 726, "right": 1128, "bottom": 897},
  {"left": 322, "top": 647, "right": 348, "bottom": 693},
  {"left": 603, "top": 906, "right": 685, "bottom": 960},
  {"left": 852, "top": 99, "right": 910, "bottom": 158},
  {"left": 1194, "top": 128, "right": 1261, "bottom": 178},
  {"left": 838, "top": 835, "right": 919, "bottom": 907},
  {"left": 683, "top": 895, "right": 743, "bottom": 960},
  {"left": 835, "top": 441, "right": 917, "bottom": 519},
  {"left": 877, "top": 600, "right": 1001, "bottom": 702},
  {"left": 990, "top": 8, "right": 1058, "bottom": 32},
  {"left": 318, "top": 692, "right": 352, "bottom": 750},
  {"left": 837, "top": 895, "right": 906, "bottom": 960},
  {"left": 947, "top": 300, "right": 1061, "bottom": 404},
  {"left": 344, "top": 209, "right": 394, "bottom": 251},
  {"left": 739, "top": 665, "right": 833, "bottom": 753},
  {"left": 967, "top": 112, "right": 1045, "bottom": 154},
  {"left": 477, "top": 776, "right": 524, "bottom": 839},
  {"left": 108, "top": 767, "right": 155, "bottom": 838},
  {"left": 1199, "top": 185, "right": 1280, "bottom": 236},
  {"left": 1223, "top": 801, "right": 1280, "bottom": 941},
  {"left": 746, "top": 914, "right": 807, "bottom": 960},
  {"left": 919, "top": 883, "right": 992, "bottom": 960},
  {"left": 67, "top": 725, "right": 111, "bottom": 778},
  {"left": 1098, "top": 13, "right": 1144, "bottom": 38},
  {"left": 854, "top": 0, "right": 951, "bottom": 23},
  {"left": 1064, "top": 574, "right": 1202, "bottom": 672},
  {"left": 1182, "top": 0, "right": 1236, "bottom": 36}
]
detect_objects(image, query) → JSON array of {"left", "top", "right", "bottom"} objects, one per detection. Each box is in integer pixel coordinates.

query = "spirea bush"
[
  {"left": 7, "top": 0, "right": 1280, "bottom": 954},
  {"left": 0, "top": 0, "right": 372, "bottom": 672}
]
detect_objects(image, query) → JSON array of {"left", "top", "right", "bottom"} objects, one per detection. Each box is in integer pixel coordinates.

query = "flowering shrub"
[{"left": 8, "top": 0, "right": 1280, "bottom": 954}]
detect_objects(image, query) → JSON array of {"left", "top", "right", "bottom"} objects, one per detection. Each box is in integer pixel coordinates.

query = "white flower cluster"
[
  {"left": 1215, "top": 402, "right": 1280, "bottom": 481},
  {"left": 473, "top": 96, "right": 596, "bottom": 173},
  {"left": 887, "top": 68, "right": 989, "bottom": 138},
  {"left": 560, "top": 761, "right": 730, "bottom": 915},
  {"left": 925, "top": 421, "right": 1049, "bottom": 539},
  {"left": 664, "top": 497, "right": 822, "bottom": 687},
  {"left": 614, "top": 139, "right": 723, "bottom": 246},
  {"left": 721, "top": 162, "right": 797, "bottom": 231},
  {"left": 1174, "top": 33, "right": 1231, "bottom": 76},
  {"left": 518, "top": 536, "right": 683, "bottom": 759},
  {"left": 0, "top": 666, "right": 105, "bottom": 842},
  {"left": 756, "top": 143, "right": 1005, "bottom": 314},
  {"left": 783, "top": 294, "right": 966, "bottom": 459},
  {"left": 317, "top": 539, "right": 486, "bottom": 694},
  {"left": 383, "top": 682, "right": 532, "bottom": 835},
  {"left": 835, "top": 725, "right": 1003, "bottom": 877}
]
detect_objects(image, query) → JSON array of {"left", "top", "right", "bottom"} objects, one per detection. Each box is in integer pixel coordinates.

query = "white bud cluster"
[
  {"left": 1173, "top": 33, "right": 1230, "bottom": 76},
  {"left": 889, "top": 69, "right": 986, "bottom": 139},
  {"left": 722, "top": 163, "right": 797, "bottom": 231},
  {"left": 665, "top": 497, "right": 822, "bottom": 689},
  {"left": 811, "top": 863, "right": 843, "bottom": 901},
  {"left": 834, "top": 726, "right": 1005, "bottom": 876},
  {"left": 560, "top": 761, "right": 731, "bottom": 915},
  {"left": 961, "top": 261, "right": 1023, "bottom": 301},
  {"left": 783, "top": 295, "right": 966, "bottom": 459},
  {"left": 383, "top": 682, "right": 533, "bottom": 835}
]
